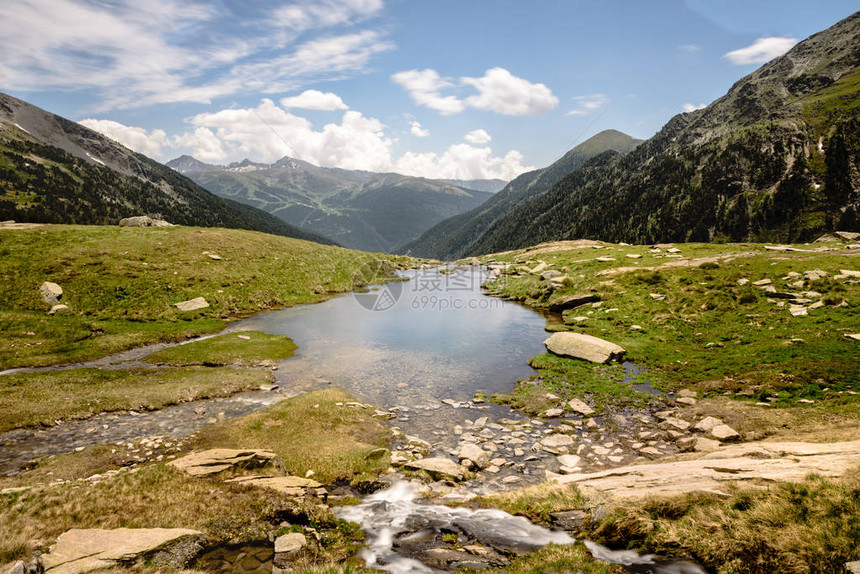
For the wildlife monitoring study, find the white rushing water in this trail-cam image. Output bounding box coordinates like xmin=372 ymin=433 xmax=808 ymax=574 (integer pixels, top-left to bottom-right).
xmin=335 ymin=480 xmax=708 ymax=574
xmin=334 ymin=480 xmax=574 ymax=573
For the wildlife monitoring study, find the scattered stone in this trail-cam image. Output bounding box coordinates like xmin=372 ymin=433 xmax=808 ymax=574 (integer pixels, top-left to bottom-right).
xmin=737 ymin=278 xmax=749 ymax=286
xmin=839 ymin=269 xmax=860 ymax=278
xmin=168 ymin=449 xmax=284 ymax=477
xmin=789 ymin=305 xmax=808 ymax=317
xmin=594 ymin=256 xmax=616 ymax=262
xmin=544 ymin=332 xmax=625 ymax=364
xmin=845 ymin=561 xmax=860 ymax=574
xmin=274 ymin=532 xmax=307 ymax=555
xmin=0 ymin=561 xmax=24 ymax=574
xmin=501 ymin=475 xmax=521 ymax=484
xmin=541 ymin=434 xmax=575 ymax=449
xmin=404 ymin=457 xmax=465 ymax=481
xmin=625 ymin=253 xmax=642 ymax=259
xmin=119 ymin=216 xmax=173 ymax=227
xmin=639 ymin=447 xmax=663 ymax=459
xmin=676 ymin=397 xmax=697 ymax=405
xmin=173 ymin=297 xmax=209 ymax=312
xmin=458 ymin=443 xmax=491 ymax=469
xmin=567 ymin=398 xmax=595 ymax=416
xmin=709 ymin=425 xmax=740 ymax=441
xmin=543 ymin=408 xmax=563 ymax=418
xmin=752 ymin=279 xmax=772 ymax=286
xmin=649 ymin=293 xmax=666 ymax=301
xmin=547 ymin=293 xmax=598 ymax=312
xmin=694 ymin=437 xmax=721 ymax=452
xmin=49 ymin=304 xmax=69 ymax=315
xmin=844 ymin=334 xmax=860 ymax=341
xmin=660 ymin=417 xmax=691 ymax=432
xmin=678 ymin=389 xmax=697 ymax=398
xmin=39 ymin=281 xmax=63 ymax=305
xmin=41 ymin=528 xmax=204 ymax=573
xmin=541 ymin=270 xmax=562 ymax=280
xmin=694 ymin=417 xmax=723 ymax=433
xmin=557 ymin=454 xmax=581 ymax=468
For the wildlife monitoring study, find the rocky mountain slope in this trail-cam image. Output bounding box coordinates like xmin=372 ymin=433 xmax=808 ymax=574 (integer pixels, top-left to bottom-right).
xmin=466 ymin=12 xmax=860 ymax=255
xmin=0 ymin=93 xmax=331 ymax=243
xmin=171 ymin=156 xmax=495 ymax=252
xmin=399 ymin=130 xmax=642 ymax=259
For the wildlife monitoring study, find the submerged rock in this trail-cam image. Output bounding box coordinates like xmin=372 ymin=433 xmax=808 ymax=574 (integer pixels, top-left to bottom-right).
xmin=544 ymin=332 xmax=625 ymax=364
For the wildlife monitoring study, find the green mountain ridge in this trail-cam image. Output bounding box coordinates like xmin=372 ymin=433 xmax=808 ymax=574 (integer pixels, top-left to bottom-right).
xmin=398 ymin=129 xmax=642 ymax=259
xmin=0 ymin=93 xmax=332 ymax=244
xmin=174 ymin=157 xmax=495 ymax=253
xmin=466 ymin=11 xmax=860 ymax=254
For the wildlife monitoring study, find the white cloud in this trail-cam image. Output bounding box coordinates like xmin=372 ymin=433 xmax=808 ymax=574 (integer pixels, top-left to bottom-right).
xmin=172 ymin=127 xmax=227 ymax=162
xmin=682 ymin=102 xmax=707 ymax=113
xmin=464 ymin=129 xmax=491 ymax=144
xmin=272 ymin=0 xmax=383 ymax=32
xmin=396 ymin=144 xmax=532 ymax=181
xmin=462 ymin=68 xmax=558 ymax=116
xmin=0 ymin=0 xmax=392 ymax=111
xmin=281 ymin=89 xmax=349 ymax=110
xmin=566 ymin=93 xmax=608 ymax=116
xmin=409 ymin=120 xmax=429 ymax=137
xmin=391 ymin=69 xmax=466 ymax=115
xmin=392 ymin=67 xmax=558 ymax=117
xmin=78 ymin=118 xmax=167 ymax=157
xmin=679 ymin=44 xmax=700 ymax=53
xmin=723 ymin=37 xmax=797 ymax=65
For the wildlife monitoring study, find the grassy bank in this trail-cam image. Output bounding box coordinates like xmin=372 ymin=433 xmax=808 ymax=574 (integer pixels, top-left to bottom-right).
xmin=479 ymin=240 xmax=859 ymax=416
xmin=0 ymin=224 xmax=415 ymax=369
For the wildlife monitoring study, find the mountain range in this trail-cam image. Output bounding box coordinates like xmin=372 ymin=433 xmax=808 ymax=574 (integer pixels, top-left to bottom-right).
xmin=169 ymin=156 xmax=497 ymax=253
xmin=444 ymin=11 xmax=860 ymax=256
xmin=399 ymin=129 xmax=643 ymax=259
xmin=0 ymin=92 xmax=331 ymax=244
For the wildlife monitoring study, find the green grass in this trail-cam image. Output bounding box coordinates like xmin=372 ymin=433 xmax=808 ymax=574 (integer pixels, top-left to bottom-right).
xmin=0 ymin=224 xmax=412 ymax=369
xmin=143 ymin=331 xmax=297 ymax=367
xmin=193 ymin=389 xmax=391 ymax=483
xmin=0 ymin=367 xmax=272 ymax=432
xmin=482 ymin=242 xmax=860 ymax=404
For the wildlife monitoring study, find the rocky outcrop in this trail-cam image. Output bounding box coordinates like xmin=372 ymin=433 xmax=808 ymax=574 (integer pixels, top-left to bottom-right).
xmin=225 ymin=475 xmax=327 ymax=498
xmin=544 ymin=332 xmax=625 ymax=364
xmin=549 ymin=440 xmax=860 ymax=498
xmin=119 ymin=216 xmax=173 ymax=227
xmin=168 ymin=449 xmax=284 ymax=477
xmin=172 ymin=297 xmax=210 ymax=312
xmin=41 ymin=528 xmax=204 ymax=574
xmin=547 ymin=293 xmax=598 ymax=312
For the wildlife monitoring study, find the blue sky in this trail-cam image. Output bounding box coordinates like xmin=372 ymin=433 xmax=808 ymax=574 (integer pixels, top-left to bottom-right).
xmin=1 ymin=1 xmax=856 ymax=180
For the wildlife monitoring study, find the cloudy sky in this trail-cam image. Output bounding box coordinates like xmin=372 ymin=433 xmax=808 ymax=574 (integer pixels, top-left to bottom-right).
xmin=1 ymin=1 xmax=856 ymax=181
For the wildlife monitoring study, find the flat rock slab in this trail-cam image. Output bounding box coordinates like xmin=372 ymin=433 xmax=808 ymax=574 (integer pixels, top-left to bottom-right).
xmin=173 ymin=297 xmax=209 ymax=312
xmin=42 ymin=528 xmax=204 ymax=574
xmin=226 ymin=475 xmax=326 ymax=497
xmin=169 ymin=449 xmax=284 ymax=477
xmin=545 ymin=332 xmax=625 ymax=364
xmin=549 ymin=440 xmax=860 ymax=498
xmin=404 ymin=457 xmax=465 ymax=481
xmin=547 ymin=293 xmax=598 ymax=312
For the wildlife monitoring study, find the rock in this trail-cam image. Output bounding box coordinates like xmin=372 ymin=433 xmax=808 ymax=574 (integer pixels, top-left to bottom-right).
xmin=639 ymin=447 xmax=663 ymax=459
xmin=49 ymin=304 xmax=70 ymax=316
xmin=274 ymin=533 xmax=306 ymax=555
xmin=567 ymin=398 xmax=595 ymax=416
xmin=550 ymin=509 xmax=589 ymax=531
xmin=543 ymin=408 xmax=563 ymax=418
xmin=119 ymin=216 xmax=173 ymax=227
xmin=676 ymin=397 xmax=697 ymax=405
xmin=678 ymin=389 xmax=697 ymax=398
xmin=789 ymin=305 xmax=808 ymax=316
xmin=660 ymin=417 xmax=691 ymax=432
xmin=667 ymin=247 xmax=682 ymax=254
xmin=709 ymin=425 xmax=740 ymax=441
xmin=0 ymin=561 xmax=24 ymax=574
xmin=844 ymin=334 xmax=860 ymax=341
xmin=845 ymin=561 xmax=860 ymax=574
xmin=839 ymin=269 xmax=860 ymax=278
xmin=541 ymin=434 xmax=575 ymax=449
xmin=207 ymin=253 xmax=222 ymax=260
xmin=39 ymin=281 xmax=63 ymax=305
xmin=694 ymin=416 xmax=724 ymax=433
xmin=547 ymin=293 xmax=598 ymax=312
xmin=694 ymin=437 xmax=721 ymax=452
xmin=42 ymin=528 xmax=204 ymax=573
xmin=752 ymin=279 xmax=772 ymax=286
xmin=625 ymin=253 xmax=642 ymax=259
xmin=594 ymin=256 xmax=616 ymax=262
xmin=225 ymin=475 xmax=327 ymax=498
xmin=544 ymin=332 xmax=625 ymax=364
xmin=541 ymin=270 xmax=562 ymax=280
xmin=458 ymin=443 xmax=490 ymax=469
xmin=173 ymin=297 xmax=209 ymax=312
xmin=557 ymin=454 xmax=581 ymax=468
xmin=168 ymin=449 xmax=285 ymax=477
xmin=404 ymin=457 xmax=465 ymax=481
xmin=363 ymin=447 xmax=389 ymax=461
xmin=737 ymin=278 xmax=749 ymax=286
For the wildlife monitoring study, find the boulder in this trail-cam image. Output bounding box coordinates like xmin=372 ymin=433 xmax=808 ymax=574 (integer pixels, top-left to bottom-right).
xmin=694 ymin=416 xmax=723 ymax=433
xmin=458 ymin=443 xmax=490 ymax=469
xmin=541 ymin=270 xmax=562 ymax=280
xmin=274 ymin=533 xmax=307 ymax=555
xmin=0 ymin=562 xmax=24 ymax=574
xmin=225 ymin=475 xmax=326 ymax=498
xmin=540 ymin=434 xmax=575 ymax=449
xmin=547 ymin=293 xmax=598 ymax=312
xmin=544 ymin=333 xmax=625 ymax=364
xmin=404 ymin=457 xmax=465 ymax=481
xmin=39 ymin=281 xmax=63 ymax=305
xmin=845 ymin=561 xmax=860 ymax=574
xmin=173 ymin=297 xmax=209 ymax=312
xmin=550 ymin=509 xmax=589 ymax=531
xmin=660 ymin=417 xmax=691 ymax=432
xmin=543 ymin=408 xmax=563 ymax=418
xmin=694 ymin=437 xmax=721 ymax=452
xmin=41 ymin=528 xmax=204 ymax=574
xmin=567 ymin=398 xmax=595 ymax=415
xmin=557 ymin=454 xmax=581 ymax=468
xmin=168 ymin=449 xmax=285 ymax=477
xmin=49 ymin=304 xmax=70 ymax=316
xmin=119 ymin=216 xmax=173 ymax=227
xmin=709 ymin=425 xmax=740 ymax=441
